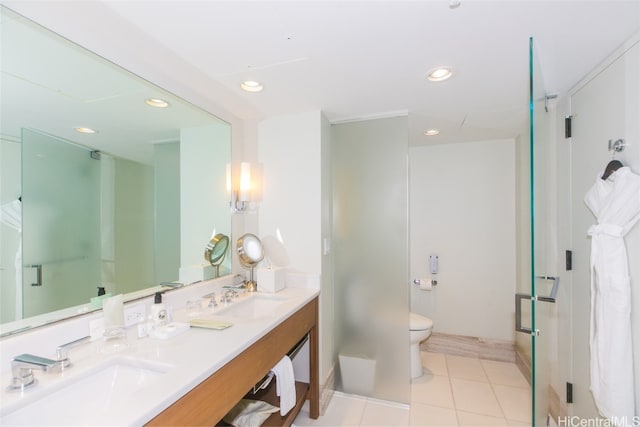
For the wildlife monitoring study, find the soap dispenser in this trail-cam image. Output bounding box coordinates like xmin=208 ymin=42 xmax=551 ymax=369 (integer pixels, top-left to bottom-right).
xmin=150 ymin=292 xmax=167 ymax=327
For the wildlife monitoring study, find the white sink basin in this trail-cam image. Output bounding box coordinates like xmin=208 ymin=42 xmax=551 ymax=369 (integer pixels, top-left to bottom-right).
xmin=215 ymin=294 xmax=287 ymax=320
xmin=1 ymin=357 xmax=172 ymax=425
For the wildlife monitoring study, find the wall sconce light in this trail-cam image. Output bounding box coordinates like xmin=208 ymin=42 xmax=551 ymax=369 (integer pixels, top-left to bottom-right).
xmin=227 ymin=162 xmax=255 ymax=214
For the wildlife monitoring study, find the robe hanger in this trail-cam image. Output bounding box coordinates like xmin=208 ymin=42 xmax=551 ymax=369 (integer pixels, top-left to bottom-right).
xmin=602 ymin=160 xmax=623 ymax=180
xmin=602 ymin=138 xmax=627 ymax=180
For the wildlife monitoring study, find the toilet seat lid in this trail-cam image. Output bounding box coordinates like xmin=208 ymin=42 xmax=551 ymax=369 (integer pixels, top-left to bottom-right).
xmin=410 ymin=313 xmax=433 ymax=330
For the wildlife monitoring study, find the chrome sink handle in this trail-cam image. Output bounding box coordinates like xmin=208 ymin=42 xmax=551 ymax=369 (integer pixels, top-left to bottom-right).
xmin=9 ymin=336 xmax=91 ymax=391
xmin=222 ymin=289 xmax=236 ymax=303
xmin=10 ymin=354 xmax=62 ymax=391
xmin=56 ymin=335 xmax=90 ymax=368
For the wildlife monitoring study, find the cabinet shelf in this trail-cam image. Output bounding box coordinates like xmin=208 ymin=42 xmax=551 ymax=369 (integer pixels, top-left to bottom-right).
xmin=218 ymin=380 xmax=308 ymax=427
xmin=250 ymin=380 xmax=309 ymax=427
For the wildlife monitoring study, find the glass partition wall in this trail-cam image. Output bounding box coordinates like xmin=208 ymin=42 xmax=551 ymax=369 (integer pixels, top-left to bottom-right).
xmin=21 ymin=128 xmax=161 ymax=317
xmin=529 ymin=37 xmax=556 ymax=426
xmin=21 ymin=129 xmax=102 ymax=317
xmin=332 ymin=116 xmax=410 ymax=403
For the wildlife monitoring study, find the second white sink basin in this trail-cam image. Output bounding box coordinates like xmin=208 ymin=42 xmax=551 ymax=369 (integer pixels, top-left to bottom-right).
xmin=1 ymin=357 xmax=172 ymax=426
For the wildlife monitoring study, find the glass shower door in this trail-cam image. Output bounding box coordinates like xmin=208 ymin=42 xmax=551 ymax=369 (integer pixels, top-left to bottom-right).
xmin=529 ymin=37 xmax=558 ymax=426
xmin=21 ymin=129 xmax=101 ymax=317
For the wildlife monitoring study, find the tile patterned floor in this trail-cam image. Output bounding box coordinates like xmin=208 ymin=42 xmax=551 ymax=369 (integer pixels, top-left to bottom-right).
xmin=294 ymin=351 xmax=531 ymax=426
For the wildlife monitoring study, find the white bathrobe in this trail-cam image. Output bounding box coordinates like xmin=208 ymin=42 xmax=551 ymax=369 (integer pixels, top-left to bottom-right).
xmin=585 ymin=166 xmax=640 ymax=425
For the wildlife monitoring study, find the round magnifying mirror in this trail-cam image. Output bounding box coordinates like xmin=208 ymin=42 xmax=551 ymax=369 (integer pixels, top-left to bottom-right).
xmin=237 ymin=233 xmax=264 ymax=267
xmin=204 ymin=233 xmax=229 ymax=277
xmin=237 ymin=233 xmax=264 ymax=291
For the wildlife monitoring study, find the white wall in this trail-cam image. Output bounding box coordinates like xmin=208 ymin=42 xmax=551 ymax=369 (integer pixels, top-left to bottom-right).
xmin=514 ymin=130 xmax=532 ymax=359
xmin=258 ymin=111 xmax=323 ymax=275
xmin=180 ymin=123 xmax=232 ymax=269
xmin=257 ymin=111 xmax=333 ymax=385
xmin=560 ymin=35 xmax=640 ymax=418
xmin=114 ymin=158 xmax=155 ymax=294
xmin=319 ymin=114 xmax=334 ymax=386
xmin=627 ymin=40 xmax=640 ymax=416
xmin=552 ymin=94 xmax=573 ymax=408
xmin=154 ymin=142 xmax=181 ymax=283
xmin=409 ymin=139 xmax=517 ymax=342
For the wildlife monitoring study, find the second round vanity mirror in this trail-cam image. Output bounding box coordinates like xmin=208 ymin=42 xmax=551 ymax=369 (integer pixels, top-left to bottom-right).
xmin=204 ymin=233 xmax=229 ymax=277
xmin=237 ymin=233 xmax=264 ymax=291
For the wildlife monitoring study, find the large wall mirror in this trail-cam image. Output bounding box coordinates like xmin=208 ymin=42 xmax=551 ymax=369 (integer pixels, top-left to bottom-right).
xmin=0 ymin=7 xmax=232 ymax=334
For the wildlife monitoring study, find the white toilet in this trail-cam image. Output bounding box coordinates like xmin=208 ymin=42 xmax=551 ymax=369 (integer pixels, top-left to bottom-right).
xmin=410 ymin=312 xmax=433 ymax=379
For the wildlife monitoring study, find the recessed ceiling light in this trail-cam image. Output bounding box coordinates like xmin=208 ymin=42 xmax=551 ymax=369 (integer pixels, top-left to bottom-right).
xmin=74 ymin=127 xmax=97 ymax=134
xmin=145 ymin=98 xmax=169 ymax=108
xmin=423 ymin=129 xmax=440 ymax=136
xmin=241 ymin=80 xmax=264 ymax=93
xmin=426 ymin=67 xmax=453 ymax=82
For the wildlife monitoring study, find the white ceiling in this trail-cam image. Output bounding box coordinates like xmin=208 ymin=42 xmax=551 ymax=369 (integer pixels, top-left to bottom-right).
xmin=99 ymin=0 xmax=640 ymax=146
xmin=3 ymin=1 xmax=640 ymax=150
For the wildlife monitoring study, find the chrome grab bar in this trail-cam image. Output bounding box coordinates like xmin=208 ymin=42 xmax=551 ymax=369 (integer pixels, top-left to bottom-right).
xmin=515 ymin=276 xmax=560 ymax=335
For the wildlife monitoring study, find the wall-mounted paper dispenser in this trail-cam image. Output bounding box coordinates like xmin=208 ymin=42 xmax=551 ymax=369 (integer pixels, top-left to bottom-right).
xmin=429 ymin=255 xmax=439 ymax=275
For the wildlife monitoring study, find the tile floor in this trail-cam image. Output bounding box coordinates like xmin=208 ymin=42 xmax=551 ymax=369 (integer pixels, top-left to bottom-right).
xmin=294 ymin=351 xmax=531 ymax=426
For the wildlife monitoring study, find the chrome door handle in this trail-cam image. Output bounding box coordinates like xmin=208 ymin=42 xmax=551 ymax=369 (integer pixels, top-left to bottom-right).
xmin=515 ymin=276 xmax=560 ymax=335
xmin=25 ymin=264 xmax=42 ymax=287
xmin=515 ymin=293 xmax=533 ymax=334
xmin=535 ymin=275 xmax=559 ymax=302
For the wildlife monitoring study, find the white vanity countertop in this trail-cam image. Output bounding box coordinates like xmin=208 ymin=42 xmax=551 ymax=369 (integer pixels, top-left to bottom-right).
xmin=0 ymin=286 xmax=319 ymax=426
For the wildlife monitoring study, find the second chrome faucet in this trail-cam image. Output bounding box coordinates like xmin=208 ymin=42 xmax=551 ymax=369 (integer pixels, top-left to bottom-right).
xmin=9 ymin=335 xmax=90 ymax=391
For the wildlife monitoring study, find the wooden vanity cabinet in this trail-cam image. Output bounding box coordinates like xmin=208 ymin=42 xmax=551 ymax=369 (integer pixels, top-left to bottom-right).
xmin=146 ymin=297 xmax=319 ymax=427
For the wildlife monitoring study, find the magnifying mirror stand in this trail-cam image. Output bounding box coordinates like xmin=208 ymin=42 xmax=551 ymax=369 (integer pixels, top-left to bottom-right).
xmin=246 ymin=268 xmax=257 ymax=292
xmin=205 ymin=234 xmax=230 ymax=279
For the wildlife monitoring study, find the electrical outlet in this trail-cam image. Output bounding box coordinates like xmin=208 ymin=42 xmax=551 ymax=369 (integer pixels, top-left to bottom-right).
xmin=124 ymin=302 xmax=147 ymax=327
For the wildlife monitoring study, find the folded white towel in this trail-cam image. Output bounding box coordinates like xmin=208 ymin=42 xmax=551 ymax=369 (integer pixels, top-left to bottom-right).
xmin=271 ymin=355 xmax=296 ymax=416
xmin=223 ymin=399 xmax=279 ymax=427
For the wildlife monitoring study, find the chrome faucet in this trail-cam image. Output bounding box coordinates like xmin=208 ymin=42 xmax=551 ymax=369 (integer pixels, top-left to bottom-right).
xmin=222 ymin=289 xmax=238 ymax=303
xmin=55 ymin=335 xmax=91 ymax=369
xmin=10 ymin=354 xmax=63 ymax=391
xmin=222 ymin=274 xmax=252 ymax=293
xmin=9 ymin=336 xmax=90 ymax=391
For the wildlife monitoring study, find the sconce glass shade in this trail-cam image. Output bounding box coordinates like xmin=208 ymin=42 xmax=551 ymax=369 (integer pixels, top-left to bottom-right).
xmin=227 ymin=162 xmax=257 ymax=214
xmin=239 ymin=162 xmax=251 ymax=201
